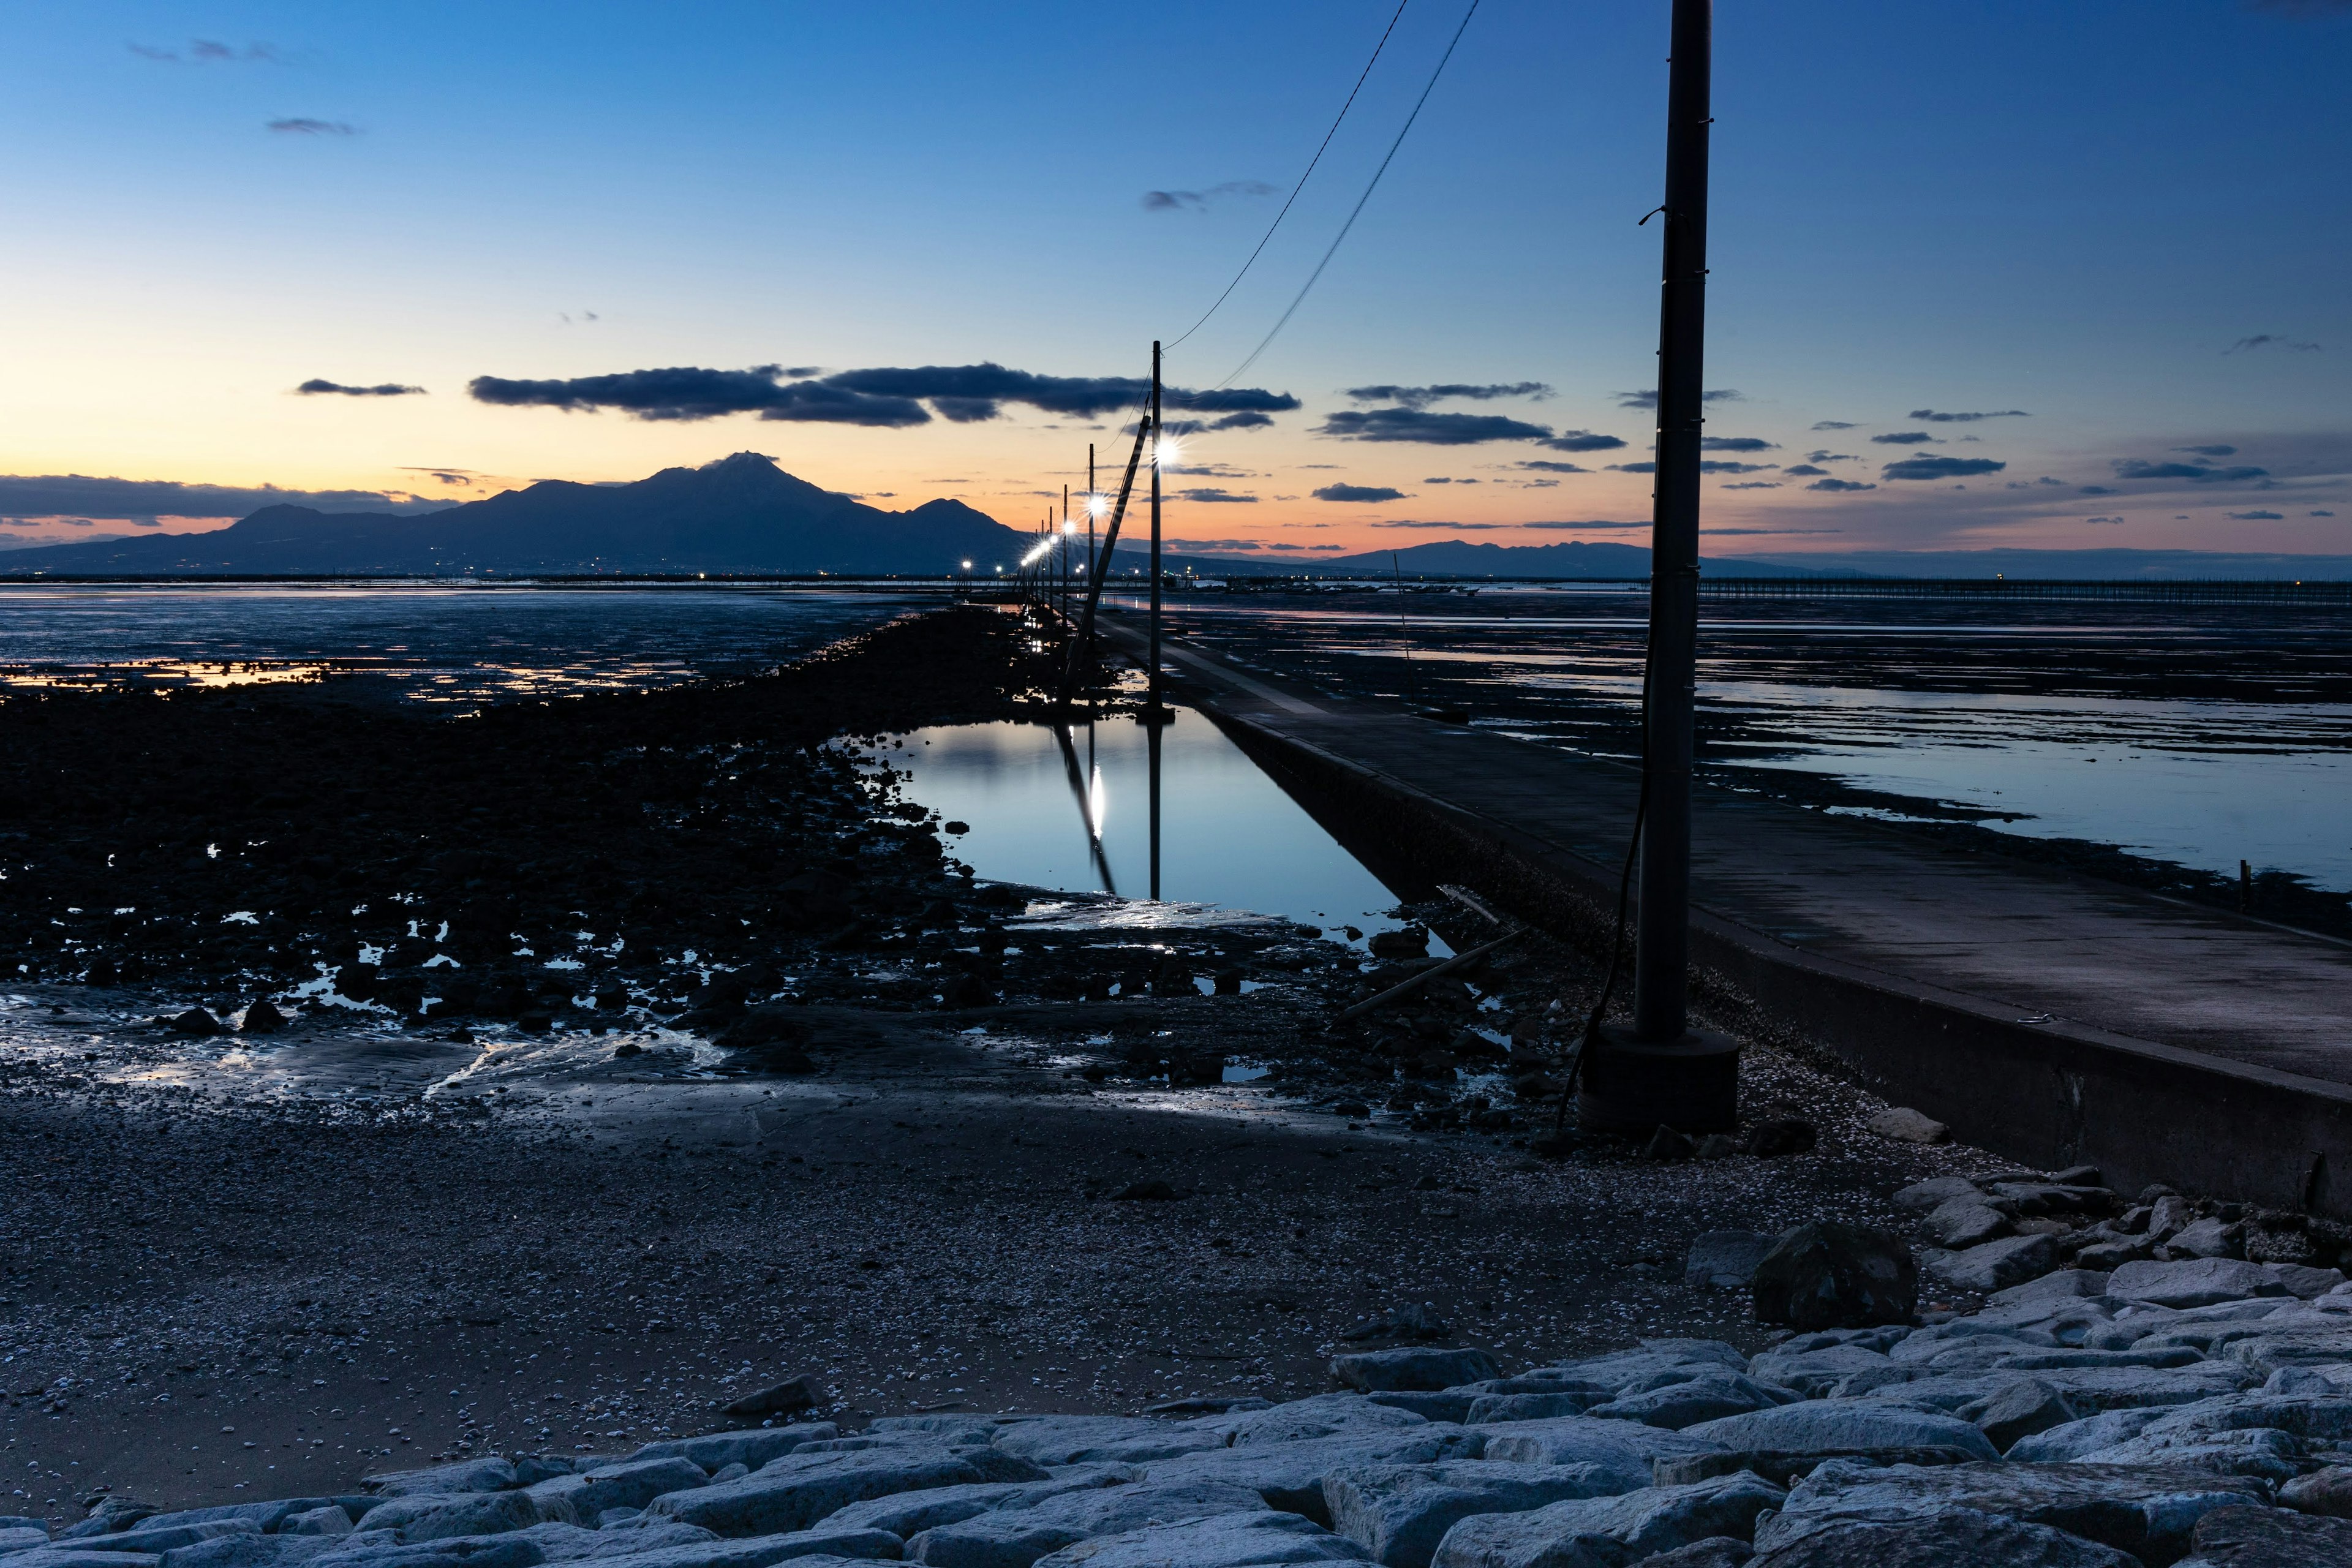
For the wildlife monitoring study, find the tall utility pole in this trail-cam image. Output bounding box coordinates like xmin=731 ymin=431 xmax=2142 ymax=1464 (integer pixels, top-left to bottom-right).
xmin=1061 ymin=484 xmax=1071 ymax=620
xmin=1087 ymin=443 xmax=1098 ymax=673
xmin=1580 ymin=0 xmax=1738 ymax=1134
xmin=1148 ymin=340 xmax=1164 ymax=717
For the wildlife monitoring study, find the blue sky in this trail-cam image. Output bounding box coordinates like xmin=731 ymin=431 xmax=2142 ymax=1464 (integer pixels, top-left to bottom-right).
xmin=1 ymin=0 xmax=2345 ymax=557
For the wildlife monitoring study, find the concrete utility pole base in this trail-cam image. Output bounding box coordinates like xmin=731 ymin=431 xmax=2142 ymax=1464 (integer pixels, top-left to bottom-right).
xmin=1576 ymin=1023 xmax=1740 ymax=1134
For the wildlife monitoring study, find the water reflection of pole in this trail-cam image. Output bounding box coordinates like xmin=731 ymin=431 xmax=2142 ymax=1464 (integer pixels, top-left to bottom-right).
xmin=1147 ymin=710 xmax=1162 ymax=903
xmin=1052 ymin=719 xmax=1117 ymax=895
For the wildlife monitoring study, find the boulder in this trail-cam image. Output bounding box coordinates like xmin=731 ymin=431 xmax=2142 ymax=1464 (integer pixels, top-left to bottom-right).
xmin=364 ymin=1461 xmax=524 ymax=1499
xmin=988 ymin=1416 xmax=1226 ymax=1467
xmin=1744 ymin=1345 xmax=1897 ymax=1400
xmin=1959 ymin=1379 xmax=2080 ymax=1453
xmin=53 ymin=1524 xmax=257 ymax=1556
xmin=1028 ymin=1509 xmax=1367 ymax=1566
xmin=1325 ymin=1462 xmax=1631 ymax=1568
xmin=1428 ymin=1474 xmax=1786 ymax=1567
xmin=812 ymin=1468 xmax=1131 ymax=1539
xmin=1583 ymin=1375 xmax=1794 ymax=1431
xmin=905 ymin=1479 xmax=1266 ymax=1568
xmin=644 ymin=1448 xmax=1049 ymax=1538
xmin=1629 ymin=1544 xmax=1752 ymax=1568
xmin=1923 ymin=1234 xmax=2060 ymax=1294
xmin=1332 ymin=1350 xmax=1501 ymax=1395
xmin=2280 ymin=1464 xmax=2352 ymax=1520
xmin=2167 ymin=1220 xmax=2244 ymax=1261
xmin=353 ymin=1494 xmax=544 ymax=1544
xmin=1891 ymin=1178 xmax=1981 ymax=1213
xmin=718 ymin=1381 xmax=821 ymax=1424
xmin=1986 ymin=1272 xmax=2113 ymax=1310
xmin=1751 ymin=1224 xmax=1917 ymax=1331
xmin=1864 ymin=1109 xmax=1948 ymax=1145
xmin=2 ymin=1530 xmax=55 ymax=1556
xmin=626 ymin=1434 xmax=837 ymax=1474
xmin=1686 ymin=1234 xmax=1776 ymax=1292
xmin=1144 ymin=1430 xmax=1487 ymax=1525
xmin=1745 ymin=1509 xmax=2137 ymax=1567
xmin=1462 ymin=1395 xmax=1597 ymax=1425
xmin=1682 ymin=1404 xmax=1997 ymax=1461
xmin=2106 ymin=1260 xmax=2285 ymax=1310
xmin=1921 ymin=1199 xmax=2011 ymax=1251
xmin=1754 ymin=1460 xmax=2269 ymax=1564
xmin=1224 ymin=1396 xmax=1433 ymax=1447
xmin=1467 ymin=1417 xmax=1724 ymax=1483
xmin=279 ymin=1514 xmax=352 ymax=1540
xmin=526 ymin=1461 xmax=709 ymax=1524
xmin=2180 ymin=1502 xmax=2352 ymax=1564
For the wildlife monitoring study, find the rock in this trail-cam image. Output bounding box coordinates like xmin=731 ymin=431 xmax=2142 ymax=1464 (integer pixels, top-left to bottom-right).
xmin=1367 ymin=1393 xmax=1483 ymax=1425
xmin=1110 ymin=1180 xmax=1175 ymax=1202
xmin=527 ymin=1460 xmax=709 ymax=1523
xmin=1864 ymin=1109 xmax=1948 ymax=1145
xmin=988 ymin=1415 xmax=1226 ymax=1466
xmin=2147 ymin=1196 xmax=2195 ymax=1241
xmin=1332 ymin=1349 xmax=1501 ymax=1394
xmin=356 ymin=1493 xmax=544 ymax=1543
xmin=1683 ymin=1404 xmax=1997 ymax=1461
xmin=1754 ymin=1460 xmax=2269 ymax=1564
xmin=1221 ymin=1395 xmax=1433 ymax=1448
xmin=1370 ymin=929 xmax=1430 ymax=960
xmin=813 ymin=1468 xmax=1134 ymax=1538
xmin=279 ymin=1513 xmax=352 ymax=1540
xmin=1985 ymin=1271 xmax=2112 ymax=1310
xmin=364 ymin=1460 xmax=523 ymax=1499
xmin=2108 ymin=1259 xmax=2286 ymax=1310
xmin=2180 ymin=1502 xmax=2352 ymax=1564
xmin=1959 ymin=1379 xmax=2080 ymax=1453
xmin=239 ymin=1001 xmax=288 ymax=1035
xmin=1924 ymin=1234 xmax=2060 ymax=1294
xmin=1463 ymin=1394 xmax=1600 ymax=1425
xmin=55 ymin=1523 xmax=257 ymax=1555
xmin=1745 ymin=1510 xmax=2137 ymax=1567
xmin=1547 ymin=1343 xmax=1749 ymax=1394
xmin=1921 ymin=1199 xmax=2012 ymax=1251
xmin=1746 ymin=1121 xmax=1817 ymax=1159
xmin=2169 ymin=1219 xmax=2246 ymax=1261
xmin=2282 ymin=1466 xmax=2352 ymax=1520
xmin=1891 ymin=1178 xmax=1981 ymax=1213
xmin=1429 ymin=1474 xmax=1786 ymax=1568
xmin=1751 ymin=1223 xmax=1918 ymax=1331
xmin=1323 ymin=1462 xmax=1629 ymax=1568
xmin=905 ymin=1479 xmax=1267 ymax=1567
xmin=168 ymin=1008 xmax=226 ymax=1036
xmin=2 ymin=1530 xmax=55 ymax=1555
xmin=135 ymin=1504 xmax=350 ymax=1537
xmin=720 ymin=1380 xmax=821 ymax=1423
xmin=2266 ymin=1265 xmax=2347 ymax=1300
xmin=1341 ymin=1305 xmax=1452 ymax=1344
xmin=1585 ymin=1374 xmax=1795 ymax=1431
xmin=1647 ymin=1128 xmax=1697 ymax=1163
xmin=644 ymin=1448 xmax=1050 ymax=1538
xmin=10 ymin=1555 xmax=170 ymax=1568
xmin=1744 ymin=1344 xmax=1898 ymax=1400
xmin=1636 ymin=1544 xmax=1753 ymax=1568
xmin=1686 ymin=1234 xmax=1775 ymax=1292
xmin=627 ymin=1432 xmax=839 ymax=1473
xmin=1145 ymin=1430 xmax=1487 ymax=1524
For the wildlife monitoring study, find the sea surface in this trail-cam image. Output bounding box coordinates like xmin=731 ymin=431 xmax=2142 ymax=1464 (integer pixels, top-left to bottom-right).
xmin=1113 ymin=583 xmax=2352 ymax=897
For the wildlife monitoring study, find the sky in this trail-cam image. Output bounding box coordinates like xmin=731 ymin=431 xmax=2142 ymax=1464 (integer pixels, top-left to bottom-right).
xmin=1 ymin=0 xmax=2347 ymax=560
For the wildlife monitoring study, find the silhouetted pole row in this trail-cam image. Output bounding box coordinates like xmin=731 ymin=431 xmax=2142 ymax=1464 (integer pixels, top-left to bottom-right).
xmin=1148 ymin=339 xmax=1164 ymax=717
xmin=1056 ymin=391 xmax=1150 ymax=708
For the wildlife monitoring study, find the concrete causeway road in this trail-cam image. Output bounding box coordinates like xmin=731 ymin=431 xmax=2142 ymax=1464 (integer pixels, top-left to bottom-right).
xmin=1098 ymin=609 xmax=2352 ymax=1091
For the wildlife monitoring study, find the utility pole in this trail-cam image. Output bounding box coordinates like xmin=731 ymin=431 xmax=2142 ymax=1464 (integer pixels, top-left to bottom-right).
xmin=1148 ymin=340 xmax=1164 ymax=717
xmin=1087 ymin=443 xmax=1098 ymax=674
xmin=1061 ymin=484 xmax=1071 ymax=620
xmin=1579 ymin=0 xmax=1738 ymax=1135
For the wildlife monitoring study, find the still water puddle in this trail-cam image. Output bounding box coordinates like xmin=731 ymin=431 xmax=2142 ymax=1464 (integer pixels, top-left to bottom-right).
xmin=866 ymin=707 xmax=1443 ymax=954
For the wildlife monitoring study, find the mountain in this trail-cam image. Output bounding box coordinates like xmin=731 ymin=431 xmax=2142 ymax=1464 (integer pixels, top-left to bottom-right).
xmin=0 ymin=453 xmax=1030 ymax=575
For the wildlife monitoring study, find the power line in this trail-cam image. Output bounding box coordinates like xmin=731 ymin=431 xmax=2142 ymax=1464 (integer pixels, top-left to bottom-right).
xmin=1194 ymin=0 xmax=1482 ymax=394
xmin=1162 ymin=0 xmax=1413 ymax=353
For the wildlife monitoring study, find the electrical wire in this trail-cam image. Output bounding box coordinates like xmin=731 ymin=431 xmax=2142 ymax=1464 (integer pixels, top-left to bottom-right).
xmin=1162 ymin=0 xmax=1413 ymax=352
xmin=1193 ymin=0 xmax=1482 ymax=395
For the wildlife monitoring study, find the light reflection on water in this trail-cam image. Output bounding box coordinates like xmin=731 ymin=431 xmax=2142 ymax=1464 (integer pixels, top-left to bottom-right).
xmin=867 ymin=709 xmax=1442 ymax=952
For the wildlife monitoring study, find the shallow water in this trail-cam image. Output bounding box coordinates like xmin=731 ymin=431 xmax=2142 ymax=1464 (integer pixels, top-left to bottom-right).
xmin=1134 ymin=587 xmax=2352 ymax=893
xmin=0 ymin=581 xmax=933 ymax=702
xmin=867 ymin=709 xmax=1442 ymax=951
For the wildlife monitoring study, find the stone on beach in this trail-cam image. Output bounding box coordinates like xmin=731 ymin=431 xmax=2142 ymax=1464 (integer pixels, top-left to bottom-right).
xmin=644 ymin=1448 xmax=1049 ymax=1539
xmin=1923 ymin=1234 xmax=2060 ymax=1294
xmin=1321 ymin=1463 xmax=1633 ymax=1568
xmin=1428 ymin=1474 xmax=1787 ymax=1568
xmin=1684 ymin=1232 xmax=1776 ymax=1292
xmin=1331 ymin=1349 xmax=1501 ymax=1394
xmin=2106 ymin=1259 xmax=2288 ymax=1310
xmin=902 ymin=1478 xmax=1267 ymax=1567
xmin=1751 ymin=1223 xmax=1918 ymax=1331
xmin=1028 ymin=1509 xmax=1368 ymax=1566
xmin=1864 ymin=1109 xmax=1948 ymax=1145
xmin=1745 ymin=1510 xmax=2138 ymax=1567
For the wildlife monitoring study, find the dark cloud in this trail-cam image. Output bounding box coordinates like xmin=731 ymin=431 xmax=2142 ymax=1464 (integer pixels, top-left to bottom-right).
xmin=1722 ymin=481 xmax=1781 ymax=489
xmin=1366 ymin=520 xmax=1510 ymax=530
xmin=1342 ymin=382 xmax=1551 ymax=409
xmin=1521 ymin=520 xmax=1649 ymax=530
xmin=2227 ymin=510 xmax=2286 ymax=520
xmin=1706 ymin=527 xmax=1845 ymax=536
xmin=1315 ymin=408 xmax=1552 ymax=445
xmin=1610 ymin=462 xmax=1655 ymax=474
xmin=2086 ymin=516 xmax=2125 ymax=525
xmin=1161 ymin=412 xmax=1276 ymax=436
xmin=1870 ymin=431 xmax=1939 ymax=445
xmin=2313 ymin=510 xmax=2339 ymax=516
xmin=1806 ymin=450 xmax=1858 ymax=463
xmin=1699 ymin=436 xmax=1777 ymax=452
xmin=1882 ymin=456 xmax=2007 ymax=480
xmin=1782 ymin=465 xmax=1830 ymax=478
xmin=1177 ymin=488 xmax=1257 ymax=503
xmin=268 ymin=118 xmax=356 ymax=135
xmin=2079 ymin=485 xmax=2120 ymax=495
xmin=469 ymin=362 xmax=1295 ymax=427
xmin=2111 ymin=458 xmax=2271 ymax=482
xmin=2226 ymin=334 xmax=2321 ymax=353
xmin=1313 ymin=483 xmax=1408 ymax=502
xmin=1517 ymin=461 xmax=1588 ymax=474
xmin=1615 ymin=389 xmax=1743 ymax=410
xmin=1807 ymin=478 xmax=1878 ymax=492
xmin=1907 ymin=408 xmax=2030 ymax=422
xmin=1536 ymin=431 xmax=1629 ymax=453
xmin=296 ymin=378 xmax=424 ymax=398
xmin=0 ymin=473 xmax=447 ymax=523
xmin=2174 ymin=443 xmax=2239 ymax=456
xmin=1142 ymin=181 xmax=1277 ymax=212
xmin=1701 ymin=461 xmax=1774 ymax=474
xmin=1810 ymin=421 xmax=1858 ymax=431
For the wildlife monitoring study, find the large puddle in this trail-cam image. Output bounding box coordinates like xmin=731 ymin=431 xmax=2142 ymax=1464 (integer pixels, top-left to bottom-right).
xmin=864 ymin=708 xmax=1442 ymax=954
